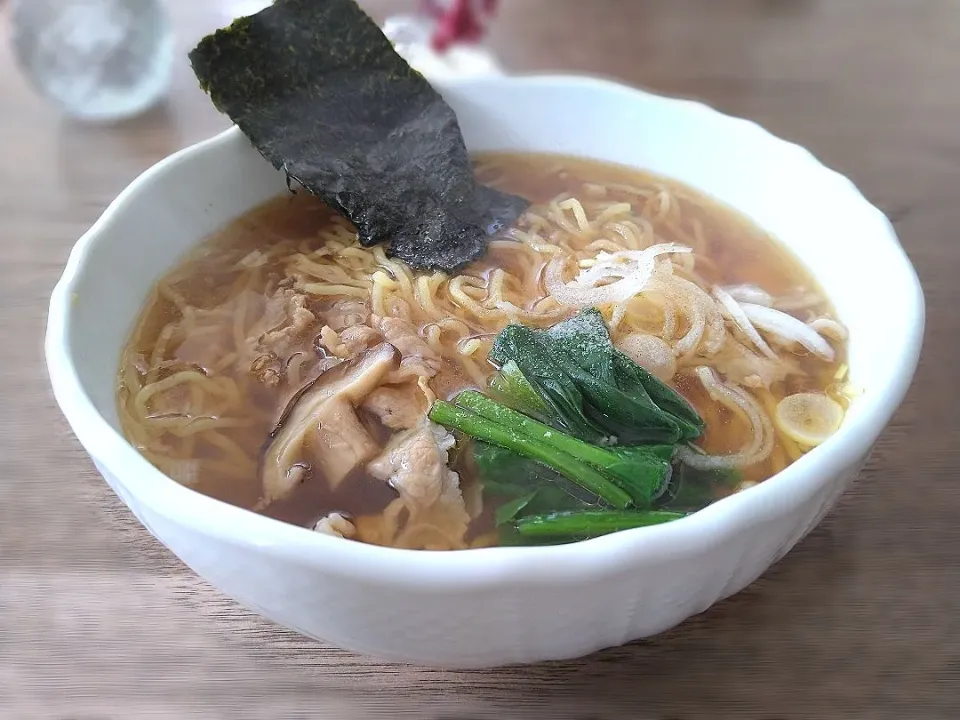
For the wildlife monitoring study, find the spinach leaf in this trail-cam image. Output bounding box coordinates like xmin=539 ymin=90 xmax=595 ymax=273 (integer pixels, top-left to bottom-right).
xmin=459 ymin=392 xmax=673 ymax=507
xmin=490 ymin=324 xmax=607 ymax=440
xmin=488 ymin=360 xmax=551 ymax=422
xmin=543 ymin=307 xmax=617 ymax=386
xmin=503 ymin=509 xmax=687 ymax=544
xmin=489 ymin=310 xmax=701 ymax=445
xmin=494 ymin=492 xmax=539 ymax=526
xmin=655 ymin=463 xmax=742 ymax=512
xmin=611 ymin=350 xmax=704 ymax=440
xmin=473 ymin=441 xmax=600 ymax=505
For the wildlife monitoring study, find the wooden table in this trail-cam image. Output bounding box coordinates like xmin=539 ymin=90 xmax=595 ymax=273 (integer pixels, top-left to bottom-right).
xmin=2 ymin=1 xmax=956 ymax=717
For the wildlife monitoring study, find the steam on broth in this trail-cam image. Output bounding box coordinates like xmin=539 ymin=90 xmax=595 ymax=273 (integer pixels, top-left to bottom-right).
xmin=118 ymin=153 xmax=850 ymax=550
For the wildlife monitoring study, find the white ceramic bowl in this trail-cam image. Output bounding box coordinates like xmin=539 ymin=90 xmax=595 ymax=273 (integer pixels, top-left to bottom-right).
xmin=45 ymin=75 xmax=923 ymax=668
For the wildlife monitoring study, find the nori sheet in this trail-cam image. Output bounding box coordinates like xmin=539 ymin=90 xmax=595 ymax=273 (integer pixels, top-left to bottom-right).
xmin=188 ymin=0 xmax=528 ymax=273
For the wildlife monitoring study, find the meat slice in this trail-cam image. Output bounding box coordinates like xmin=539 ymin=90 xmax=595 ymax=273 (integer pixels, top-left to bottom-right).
xmin=324 ymin=299 xmax=370 ymax=332
xmin=378 ymin=317 xmax=437 ymax=359
xmin=317 ymin=326 xmax=348 ymax=358
xmin=260 ymin=343 xmax=399 ymax=506
xmin=367 ymin=421 xmax=470 ymax=548
xmin=312 ymin=397 xmax=380 ymax=489
xmin=250 ymin=288 xmax=318 ymax=386
xmin=362 ymin=383 xmax=426 ymax=430
xmin=317 ymin=324 xmax=381 ymax=360
xmin=385 ymin=355 xmax=441 ymax=385
xmin=365 ymin=316 xmax=442 ymax=384
xmin=257 ymin=290 xmax=317 ymax=359
xmin=339 ymin=325 xmax=381 ymax=356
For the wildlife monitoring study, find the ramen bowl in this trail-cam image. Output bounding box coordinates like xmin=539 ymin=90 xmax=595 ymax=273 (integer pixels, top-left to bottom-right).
xmin=45 ymin=75 xmax=923 ymax=668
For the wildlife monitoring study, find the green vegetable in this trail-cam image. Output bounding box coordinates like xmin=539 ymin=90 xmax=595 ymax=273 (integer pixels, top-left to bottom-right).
xmin=475 ymin=441 xmax=609 ymax=527
xmin=495 ymin=323 xmax=681 ymax=443
xmin=188 ymin=0 xmax=528 ymax=273
xmin=508 ymin=509 xmax=687 ymax=542
xmin=489 ymin=309 xmax=704 ymax=445
xmin=521 ymin=484 xmax=593 ymax=515
xmin=436 ymin=312 xmax=710 ymax=543
xmin=611 ymin=350 xmax=704 ymax=438
xmin=488 ymin=360 xmax=551 ymax=421
xmin=457 ymin=390 xmax=670 ymax=505
xmin=490 ymin=324 xmax=607 ymax=440
xmin=473 ymin=442 xmax=602 ymax=506
xmin=428 ymin=400 xmax=633 ymax=509
xmin=656 ymin=462 xmax=742 ymax=512
xmin=492 ymin=483 xmax=597 ymax=531
xmin=543 ymin=308 xmax=617 ymax=386
xmin=494 ymin=492 xmax=538 ymax=526
xmin=542 ymin=309 xmax=699 ymax=440
xmin=601 ymin=446 xmax=674 ymax=506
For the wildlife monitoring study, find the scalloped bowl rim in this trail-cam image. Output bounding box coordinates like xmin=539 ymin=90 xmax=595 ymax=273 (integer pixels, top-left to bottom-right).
xmin=45 ymin=74 xmax=923 ymax=591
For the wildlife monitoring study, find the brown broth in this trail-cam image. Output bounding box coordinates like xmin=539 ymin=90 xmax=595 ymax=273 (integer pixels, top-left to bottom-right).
xmin=118 ymin=152 xmax=845 ymax=547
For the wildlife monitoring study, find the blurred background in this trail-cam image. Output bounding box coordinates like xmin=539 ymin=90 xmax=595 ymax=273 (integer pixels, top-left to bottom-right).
xmin=1 ymin=1 xmax=957 ymax=718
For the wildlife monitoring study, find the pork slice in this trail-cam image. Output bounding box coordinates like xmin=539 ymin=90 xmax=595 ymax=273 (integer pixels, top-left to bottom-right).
xmin=378 ymin=317 xmax=437 ymax=359
xmin=250 ymin=288 xmax=319 ymax=386
xmin=324 ymin=299 xmax=370 ymax=332
xmin=313 ymin=512 xmax=357 ymax=539
xmin=362 ymin=383 xmax=426 ymax=430
xmin=367 ymin=421 xmax=469 ymax=547
xmin=257 ymin=290 xmax=317 ymax=359
xmin=385 ymin=355 xmax=441 ymax=385
xmin=339 ymin=325 xmax=382 ymax=356
xmin=311 ymin=397 xmax=380 ymax=489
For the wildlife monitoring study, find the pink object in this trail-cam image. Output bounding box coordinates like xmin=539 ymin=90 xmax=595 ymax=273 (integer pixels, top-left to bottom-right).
xmin=420 ymin=0 xmax=498 ymax=52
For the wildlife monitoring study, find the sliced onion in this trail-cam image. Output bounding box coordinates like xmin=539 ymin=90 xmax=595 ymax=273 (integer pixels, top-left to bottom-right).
xmin=575 ymin=244 xmax=680 ymax=278
xmin=712 ymin=337 xmax=797 ymax=389
xmin=578 ymin=243 xmax=692 ymax=286
xmin=774 ymin=291 xmax=824 ymax=312
xmin=723 ymin=283 xmax=773 ymax=307
xmin=610 ymin=301 xmax=628 ymax=330
xmin=703 ymin=293 xmax=728 ymax=355
xmin=676 ymin=367 xmax=774 ymax=470
xmin=712 ymin=286 xmax=777 ymax=359
xmin=545 ymin=243 xmax=691 ymax=308
xmin=544 ymin=256 xmax=650 ymax=308
xmin=808 ymin=317 xmax=848 ymax=341
xmin=616 ymin=333 xmax=676 ymax=381
xmin=651 ymin=274 xmax=724 ymax=357
xmin=674 ymin=300 xmax=706 ymax=357
xmin=661 ymin=294 xmax=678 ymax=340
xmin=775 ymin=392 xmax=844 ymax=447
xmin=739 ymin=303 xmax=835 ymax=361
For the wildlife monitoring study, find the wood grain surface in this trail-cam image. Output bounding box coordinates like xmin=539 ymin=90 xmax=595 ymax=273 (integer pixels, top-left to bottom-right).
xmin=2 ymin=1 xmax=957 ymax=718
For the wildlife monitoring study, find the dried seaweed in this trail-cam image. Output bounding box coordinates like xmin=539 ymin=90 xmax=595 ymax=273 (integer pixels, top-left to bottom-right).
xmin=189 ymin=0 xmax=528 ymax=272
